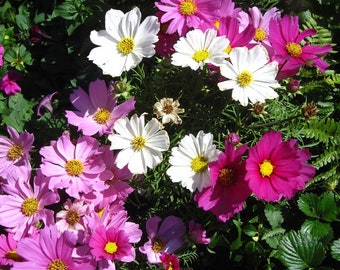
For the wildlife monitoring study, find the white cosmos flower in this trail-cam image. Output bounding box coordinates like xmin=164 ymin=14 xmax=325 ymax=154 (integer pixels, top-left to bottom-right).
xmin=217 ymin=45 xmax=280 ymax=106
xmin=167 ymin=131 xmax=220 ymax=192
xmin=108 ymin=114 xmax=170 ymax=174
xmin=171 ymin=28 xmax=230 ymax=70
xmin=88 ymin=7 xmax=160 ymax=78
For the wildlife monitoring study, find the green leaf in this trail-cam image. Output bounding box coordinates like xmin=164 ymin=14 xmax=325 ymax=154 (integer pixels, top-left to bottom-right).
xmin=264 ymin=204 xmax=284 ymax=228
xmin=298 ymin=193 xmax=320 ymax=218
xmin=301 ymin=220 xmax=332 ymax=238
xmin=15 ymin=14 xmax=30 ymax=31
xmin=330 ymin=239 xmax=340 ymax=261
xmin=318 ymin=192 xmax=339 ymax=222
xmin=278 ymin=230 xmax=326 ymax=269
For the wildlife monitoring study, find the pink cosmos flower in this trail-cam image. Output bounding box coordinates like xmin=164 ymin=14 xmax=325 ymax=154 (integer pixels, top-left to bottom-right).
xmin=0 ymin=126 xmax=34 ymax=180
xmin=0 ymin=45 xmax=4 ymax=66
xmin=155 ymin=0 xmax=222 ymax=36
xmin=65 ymin=79 xmax=135 ymax=136
xmin=0 ymin=170 xmax=59 ymax=240
xmin=0 ymin=70 xmax=23 ymax=95
xmin=0 ymin=233 xmax=23 ymax=266
xmin=269 ymin=15 xmax=332 ymax=80
xmin=160 ymin=252 xmax=180 ymax=270
xmin=12 ymin=225 xmax=84 ymax=270
xmin=39 ymin=132 xmax=112 ymax=199
xmin=245 ymin=131 xmax=315 ymax=202
xmin=139 ymin=215 xmax=186 ymax=263
xmin=36 ymin=91 xmax=58 ymax=117
xmin=188 ymin=220 xmax=210 ymax=244
xmin=194 ymin=142 xmax=251 ymax=222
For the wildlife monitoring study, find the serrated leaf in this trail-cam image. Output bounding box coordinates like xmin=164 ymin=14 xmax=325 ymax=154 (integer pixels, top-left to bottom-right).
xmin=330 ymin=239 xmax=340 ymax=261
xmin=264 ymin=204 xmax=284 ymax=228
xmin=278 ymin=230 xmax=326 ymax=269
xmin=319 ymin=192 xmax=339 ymax=222
xmin=297 ymin=193 xmax=319 ymax=218
xmin=301 ymin=220 xmax=331 ymax=238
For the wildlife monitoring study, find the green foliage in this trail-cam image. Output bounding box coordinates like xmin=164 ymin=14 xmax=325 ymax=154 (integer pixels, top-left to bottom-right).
xmin=330 ymin=239 xmax=340 ymax=261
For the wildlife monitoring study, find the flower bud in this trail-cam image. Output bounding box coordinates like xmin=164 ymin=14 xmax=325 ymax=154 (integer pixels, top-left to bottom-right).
xmin=287 ymin=79 xmax=300 ymax=93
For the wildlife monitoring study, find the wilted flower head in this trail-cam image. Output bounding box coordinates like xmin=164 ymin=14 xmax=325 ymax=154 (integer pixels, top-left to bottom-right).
xmin=36 ymin=91 xmax=58 ymax=117
xmin=153 ymin=97 xmax=185 ymax=125
xmin=302 ymin=103 xmax=319 ymax=118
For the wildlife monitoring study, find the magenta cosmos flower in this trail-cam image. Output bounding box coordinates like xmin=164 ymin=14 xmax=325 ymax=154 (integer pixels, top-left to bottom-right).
xmin=160 ymin=252 xmax=180 ymax=270
xmin=0 ymin=70 xmax=23 ymax=95
xmin=39 ymin=132 xmax=112 ymax=199
xmin=65 ymin=79 xmax=135 ymax=136
xmin=194 ymin=142 xmax=251 ymax=222
xmin=0 ymin=171 xmax=59 ymax=240
xmin=155 ymin=0 xmax=222 ymax=36
xmin=12 ymin=225 xmax=83 ymax=270
xmin=188 ymin=220 xmax=210 ymax=244
xmin=269 ymin=15 xmax=332 ymax=80
xmin=0 ymin=233 xmax=23 ymax=266
xmin=0 ymin=126 xmax=34 ymax=180
xmin=139 ymin=215 xmax=186 ymax=263
xmin=245 ymin=131 xmax=315 ymax=202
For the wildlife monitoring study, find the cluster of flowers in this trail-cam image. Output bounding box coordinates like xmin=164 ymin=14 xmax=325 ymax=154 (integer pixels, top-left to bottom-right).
xmin=0 ymin=0 xmax=331 ymax=269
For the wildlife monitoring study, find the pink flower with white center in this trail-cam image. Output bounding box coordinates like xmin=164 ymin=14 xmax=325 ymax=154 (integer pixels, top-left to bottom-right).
xmin=0 ymin=70 xmax=23 ymax=95
xmin=0 ymin=126 xmax=34 ymax=180
xmin=139 ymin=215 xmax=186 ymax=264
xmin=65 ymin=79 xmax=135 ymax=137
xmin=12 ymin=225 xmax=87 ymax=270
xmin=39 ymin=133 xmax=113 ymax=199
xmin=245 ymin=131 xmax=315 ymax=202
xmin=56 ymin=199 xmax=91 ymax=235
xmin=0 ymin=170 xmax=59 ymax=241
xmin=188 ymin=220 xmax=210 ymax=244
xmin=155 ymin=0 xmax=222 ymax=36
xmin=0 ymin=233 xmax=23 ymax=266
xmin=269 ymin=15 xmax=332 ymax=80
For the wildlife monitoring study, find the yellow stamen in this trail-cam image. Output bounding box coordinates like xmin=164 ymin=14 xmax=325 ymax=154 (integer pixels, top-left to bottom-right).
xmin=259 ymin=160 xmax=274 ymax=177
xmin=65 ymin=159 xmax=83 ymax=176
xmin=285 ymin=42 xmax=302 ymax=57
xmin=104 ymin=242 xmax=118 ymax=254
xmin=131 ymin=136 xmax=146 ymax=150
xmin=117 ymin=37 xmax=135 ymax=55
xmin=66 ymin=210 xmax=80 ymax=226
xmin=93 ymin=108 xmax=110 ymax=124
xmin=237 ymin=70 xmax=253 ymax=87
xmin=7 ymin=145 xmax=24 ymax=160
xmin=254 ymin=28 xmax=266 ymax=42
xmin=218 ymin=168 xmax=235 ymax=185
xmin=152 ymin=237 xmax=165 ymax=253
xmin=191 ymin=156 xmax=208 ymax=173
xmin=5 ymin=250 xmax=21 ymax=261
xmin=47 ymin=259 xmax=67 ymax=270
xmin=192 ymin=49 xmax=209 ymax=62
xmin=21 ymin=198 xmax=39 ymax=216
xmin=179 ymin=0 xmax=197 ymax=15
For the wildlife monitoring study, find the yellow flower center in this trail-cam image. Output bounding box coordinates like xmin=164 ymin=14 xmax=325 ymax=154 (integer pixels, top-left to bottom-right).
xmin=237 ymin=70 xmax=253 ymax=87
xmin=254 ymin=28 xmax=266 ymax=42
xmin=66 ymin=210 xmax=80 ymax=226
xmin=97 ymin=208 xmax=105 ymax=218
xmin=5 ymin=250 xmax=21 ymax=261
xmin=93 ymin=108 xmax=110 ymax=124
xmin=179 ymin=0 xmax=197 ymax=15
xmin=21 ymin=198 xmax=39 ymax=216
xmin=224 ymin=45 xmax=232 ymax=54
xmin=214 ymin=20 xmax=220 ymax=30
xmin=47 ymin=259 xmax=68 ymax=270
xmin=131 ymin=136 xmax=146 ymax=150
xmin=65 ymin=159 xmax=83 ymax=176
xmin=7 ymin=145 xmax=24 ymax=160
xmin=193 ymin=49 xmax=209 ymax=62
xmin=152 ymin=237 xmax=165 ymax=253
xmin=259 ymin=160 xmax=274 ymax=177
xmin=104 ymin=241 xmax=118 ymax=254
xmin=117 ymin=37 xmax=135 ymax=55
xmin=218 ymin=168 xmax=235 ymax=186
xmin=191 ymin=156 xmax=208 ymax=173
xmin=285 ymin=42 xmax=302 ymax=57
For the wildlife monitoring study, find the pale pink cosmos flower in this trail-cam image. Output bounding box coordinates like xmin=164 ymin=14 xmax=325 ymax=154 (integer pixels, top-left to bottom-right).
xmin=0 ymin=126 xmax=34 ymax=180
xmin=155 ymin=0 xmax=222 ymax=36
xmin=0 ymin=70 xmax=23 ymax=95
xmin=188 ymin=220 xmax=210 ymax=244
xmin=0 ymin=170 xmax=59 ymax=241
xmin=39 ymin=132 xmax=113 ymax=199
xmin=139 ymin=215 xmax=186 ymax=263
xmin=0 ymin=233 xmax=23 ymax=266
xmin=245 ymin=131 xmax=315 ymax=202
xmin=65 ymin=79 xmax=135 ymax=137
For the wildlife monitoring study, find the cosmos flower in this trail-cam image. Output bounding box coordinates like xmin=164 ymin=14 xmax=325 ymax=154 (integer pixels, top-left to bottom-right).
xmin=160 ymin=252 xmax=180 ymax=270
xmin=88 ymin=7 xmax=159 ymax=77
xmin=245 ymin=131 xmax=315 ymax=202
xmin=108 ymin=114 xmax=170 ymax=175
xmin=188 ymin=220 xmax=210 ymax=244
xmin=217 ymin=45 xmax=280 ymax=106
xmin=171 ymin=28 xmax=229 ymax=70
xmin=269 ymin=15 xmax=332 ymax=80
xmin=65 ymin=79 xmax=135 ymax=136
xmin=167 ymin=131 xmax=220 ymax=192
xmin=139 ymin=215 xmax=186 ymax=263
xmin=0 ymin=233 xmax=22 ymax=266
xmin=153 ymin=97 xmax=185 ymax=125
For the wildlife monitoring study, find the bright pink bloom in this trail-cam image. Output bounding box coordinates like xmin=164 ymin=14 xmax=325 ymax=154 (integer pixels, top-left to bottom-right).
xmin=0 ymin=171 xmax=59 ymax=240
xmin=39 ymin=133 xmax=112 ymax=199
xmin=269 ymin=15 xmax=332 ymax=80
xmin=36 ymin=91 xmax=58 ymax=117
xmin=12 ymin=225 xmax=84 ymax=270
xmin=194 ymin=142 xmax=251 ymax=222
xmin=155 ymin=0 xmax=222 ymax=36
xmin=160 ymin=252 xmax=180 ymax=270
xmin=139 ymin=215 xmax=186 ymax=263
xmin=65 ymin=79 xmax=135 ymax=136
xmin=0 ymin=126 xmax=34 ymax=180
xmin=0 ymin=45 xmax=4 ymax=66
xmin=0 ymin=70 xmax=23 ymax=95
xmin=188 ymin=220 xmax=210 ymax=244
xmin=0 ymin=233 xmax=22 ymax=266
xmin=245 ymin=131 xmax=315 ymax=202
